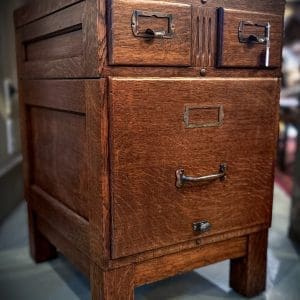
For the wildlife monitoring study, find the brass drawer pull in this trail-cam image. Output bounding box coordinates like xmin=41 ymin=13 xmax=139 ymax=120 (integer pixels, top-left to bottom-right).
xmin=176 ymin=163 xmax=227 ymax=188
xmin=131 ymin=10 xmax=175 ymax=39
xmin=144 ymin=28 xmax=167 ymax=39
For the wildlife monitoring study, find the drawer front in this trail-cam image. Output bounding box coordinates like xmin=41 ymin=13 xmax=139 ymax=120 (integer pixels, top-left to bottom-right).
xmin=109 ymin=78 xmax=279 ymax=259
xmin=109 ymin=0 xmax=192 ymax=66
xmin=217 ymin=8 xmax=283 ymax=68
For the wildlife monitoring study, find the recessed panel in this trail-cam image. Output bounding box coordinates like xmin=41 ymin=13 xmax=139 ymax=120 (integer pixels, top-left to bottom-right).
xmin=30 ymin=107 xmax=88 ymax=219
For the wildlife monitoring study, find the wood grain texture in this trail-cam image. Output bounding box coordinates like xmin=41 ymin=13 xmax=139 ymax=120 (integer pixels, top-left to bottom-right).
xmin=14 ymin=0 xmax=284 ymax=298
xmin=109 ymin=0 xmax=192 ymax=66
xmin=192 ymin=7 xmax=217 ymax=67
xmin=230 ymin=230 xmax=268 ymax=297
xmin=217 ymin=8 xmax=283 ymax=68
xmin=29 ymin=106 xmax=88 ymax=218
xmin=22 ymin=57 xmax=84 ymax=79
xmin=19 ymin=2 xmax=84 ymax=43
xmin=25 ymin=29 xmax=83 ymax=62
xmin=37 ymin=216 xmax=90 ymax=277
xmin=23 ymin=80 xmax=86 ymax=113
xmin=108 ymin=224 xmax=267 ymax=269
xmin=29 ymin=185 xmax=89 ymax=255
xmin=91 ymin=264 xmax=134 ymax=300
xmin=110 ymin=77 xmax=279 ymax=258
xmin=211 ymin=0 xmax=285 ymax=15
xmin=14 ymin=0 xmax=84 ymax=28
xmin=83 ymin=0 xmax=106 ymax=76
xmin=15 ymin=0 xmax=105 ymax=79
xmin=134 ymin=236 xmax=246 ymax=286
xmin=16 ymin=1 xmax=86 ymax=79
xmin=86 ymin=80 xmax=111 ymax=267
xmin=102 ymin=66 xmax=282 ymax=78
xmin=27 ymin=206 xmax=57 ymax=263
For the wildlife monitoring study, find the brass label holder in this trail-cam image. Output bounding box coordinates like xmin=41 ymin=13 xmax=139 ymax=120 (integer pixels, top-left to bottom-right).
xmin=131 ymin=10 xmax=175 ymax=39
xmin=238 ymin=21 xmax=271 ymax=67
xmin=184 ymin=105 xmax=224 ymax=129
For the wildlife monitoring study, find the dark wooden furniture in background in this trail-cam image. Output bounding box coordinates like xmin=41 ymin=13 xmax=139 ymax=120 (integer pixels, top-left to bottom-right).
xmin=14 ymin=0 xmax=285 ymax=299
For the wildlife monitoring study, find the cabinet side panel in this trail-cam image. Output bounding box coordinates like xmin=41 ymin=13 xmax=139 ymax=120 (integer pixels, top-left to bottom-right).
xmin=22 ymin=80 xmax=88 ymax=219
xmin=15 ymin=0 xmax=101 ymax=79
xmin=29 ymin=107 xmax=88 ymax=218
xmin=14 ymin=0 xmax=85 ymax=28
xmin=18 ymin=79 xmax=92 ymax=261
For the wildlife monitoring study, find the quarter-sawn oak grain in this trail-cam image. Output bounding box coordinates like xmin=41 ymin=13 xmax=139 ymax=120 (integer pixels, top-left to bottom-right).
xmin=109 ymin=77 xmax=279 ymax=258
xmin=14 ymin=0 xmax=284 ymax=299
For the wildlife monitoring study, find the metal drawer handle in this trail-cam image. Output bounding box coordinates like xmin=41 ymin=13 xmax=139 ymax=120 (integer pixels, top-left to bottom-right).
xmin=246 ymin=34 xmax=266 ymax=44
xmin=176 ymin=163 xmax=227 ymax=188
xmin=144 ymin=28 xmax=167 ymax=39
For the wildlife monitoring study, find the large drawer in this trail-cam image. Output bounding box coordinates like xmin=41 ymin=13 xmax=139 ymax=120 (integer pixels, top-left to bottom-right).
xmin=109 ymin=0 xmax=192 ymax=66
xmin=109 ymin=78 xmax=279 ymax=259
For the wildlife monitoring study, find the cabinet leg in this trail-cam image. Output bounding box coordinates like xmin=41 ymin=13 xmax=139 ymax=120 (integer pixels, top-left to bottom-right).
xmin=230 ymin=230 xmax=268 ymax=297
xmin=90 ymin=263 xmax=135 ymax=300
xmin=27 ymin=206 xmax=57 ymax=263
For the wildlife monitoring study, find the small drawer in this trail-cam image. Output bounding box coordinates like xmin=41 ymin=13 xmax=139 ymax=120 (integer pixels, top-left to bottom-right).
xmin=109 ymin=0 xmax=192 ymax=66
xmin=217 ymin=8 xmax=283 ymax=68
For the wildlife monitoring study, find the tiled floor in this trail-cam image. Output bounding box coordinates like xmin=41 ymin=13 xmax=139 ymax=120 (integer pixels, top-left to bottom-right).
xmin=0 ymin=185 xmax=299 ymax=300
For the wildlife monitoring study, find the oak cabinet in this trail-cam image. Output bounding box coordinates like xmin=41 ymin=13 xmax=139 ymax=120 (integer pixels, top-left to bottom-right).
xmin=14 ymin=0 xmax=284 ymax=299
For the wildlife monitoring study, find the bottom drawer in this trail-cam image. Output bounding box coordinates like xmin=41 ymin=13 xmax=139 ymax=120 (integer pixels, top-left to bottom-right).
xmin=109 ymin=77 xmax=279 ymax=259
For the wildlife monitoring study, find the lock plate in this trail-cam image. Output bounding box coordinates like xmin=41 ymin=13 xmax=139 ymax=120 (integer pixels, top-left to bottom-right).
xmin=193 ymin=221 xmax=211 ymax=233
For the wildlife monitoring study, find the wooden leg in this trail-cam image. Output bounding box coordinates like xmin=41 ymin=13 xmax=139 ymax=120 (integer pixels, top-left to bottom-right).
xmin=90 ymin=263 xmax=135 ymax=300
xmin=230 ymin=230 xmax=268 ymax=297
xmin=27 ymin=206 xmax=57 ymax=263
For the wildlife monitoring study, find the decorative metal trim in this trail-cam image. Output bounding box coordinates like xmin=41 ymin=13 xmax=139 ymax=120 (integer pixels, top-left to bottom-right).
xmin=238 ymin=21 xmax=270 ymax=44
xmin=131 ymin=10 xmax=175 ymax=39
xmin=238 ymin=21 xmax=271 ymax=67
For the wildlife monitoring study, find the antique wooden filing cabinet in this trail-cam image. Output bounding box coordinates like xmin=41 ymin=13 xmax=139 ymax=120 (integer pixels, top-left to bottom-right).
xmin=14 ymin=0 xmax=285 ymax=299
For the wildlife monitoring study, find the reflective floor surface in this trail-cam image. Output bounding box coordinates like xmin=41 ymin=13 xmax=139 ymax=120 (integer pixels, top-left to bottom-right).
xmin=0 ymin=185 xmax=299 ymax=300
